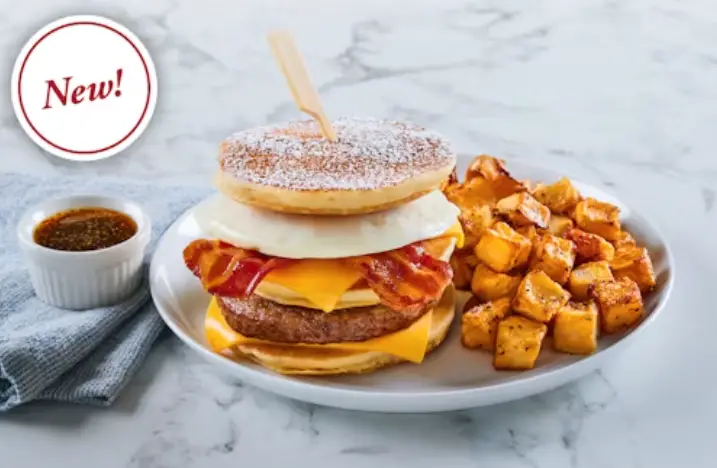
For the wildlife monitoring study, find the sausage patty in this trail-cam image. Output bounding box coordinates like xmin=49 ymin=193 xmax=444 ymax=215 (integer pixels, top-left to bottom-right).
xmin=217 ymin=294 xmax=431 ymax=344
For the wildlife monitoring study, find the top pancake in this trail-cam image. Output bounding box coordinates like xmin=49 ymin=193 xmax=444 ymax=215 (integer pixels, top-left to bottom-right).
xmin=215 ymin=117 xmax=456 ymax=215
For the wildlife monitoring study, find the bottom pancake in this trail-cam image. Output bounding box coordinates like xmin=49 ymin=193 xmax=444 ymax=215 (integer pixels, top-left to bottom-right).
xmin=217 ymin=286 xmax=455 ymax=375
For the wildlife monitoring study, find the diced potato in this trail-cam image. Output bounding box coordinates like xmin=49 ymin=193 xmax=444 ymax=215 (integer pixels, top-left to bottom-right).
xmin=462 ymin=297 xmax=512 ymax=350
xmin=533 ymin=177 xmax=582 ymax=214
xmin=610 ymin=246 xmax=656 ymax=293
xmin=512 ymin=270 xmax=570 ymax=323
xmin=496 ymin=192 xmax=551 ymax=229
xmin=568 ymin=261 xmax=614 ymax=301
xmin=532 ymin=177 xmax=582 ymax=214
xmin=553 ymin=301 xmax=600 ymax=355
xmin=516 ymin=225 xmax=539 ymax=243
xmin=459 ymin=205 xmax=494 ymax=248
xmin=441 ymin=181 xmax=456 ymax=194
xmin=450 ymin=249 xmax=477 ymax=290
xmin=519 ymin=179 xmax=535 ymax=192
xmin=443 ymin=183 xmax=462 ymax=206
xmin=590 ymin=277 xmax=644 ymax=334
xmin=529 ymin=234 xmax=576 ymax=284
xmin=516 ymin=225 xmax=540 ymax=261
xmin=444 ymin=176 xmax=498 ymax=210
xmin=573 ymin=198 xmax=621 ymax=241
xmin=494 ymin=316 xmax=548 ymax=370
xmin=565 ymin=228 xmax=615 ymax=263
xmin=465 ymin=155 xmax=526 ymax=198
xmin=474 ymin=222 xmax=532 ymax=273
xmin=510 ymin=229 xmax=533 ymax=269
xmin=612 ymin=230 xmax=637 ymax=250
xmin=547 ymin=215 xmax=574 ymax=236
xmin=471 ymin=263 xmax=522 ymax=301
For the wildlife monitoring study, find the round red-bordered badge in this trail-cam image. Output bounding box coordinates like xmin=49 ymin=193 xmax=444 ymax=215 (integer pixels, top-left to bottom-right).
xmin=11 ymin=15 xmax=158 ymax=161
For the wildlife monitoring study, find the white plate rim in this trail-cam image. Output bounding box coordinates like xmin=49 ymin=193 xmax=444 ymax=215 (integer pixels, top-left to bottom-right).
xmin=149 ymin=160 xmax=675 ymax=413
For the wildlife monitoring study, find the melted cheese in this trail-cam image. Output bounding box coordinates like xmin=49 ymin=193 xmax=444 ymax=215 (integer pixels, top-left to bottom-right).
xmin=442 ymin=221 xmax=465 ymax=249
xmin=263 ymin=260 xmax=363 ymax=312
xmin=256 ymin=222 xmax=464 ymax=312
xmin=205 ymin=298 xmax=433 ymax=363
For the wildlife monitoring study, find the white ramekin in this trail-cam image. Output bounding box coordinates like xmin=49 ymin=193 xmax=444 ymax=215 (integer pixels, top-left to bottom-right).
xmin=17 ymin=195 xmax=152 ymax=310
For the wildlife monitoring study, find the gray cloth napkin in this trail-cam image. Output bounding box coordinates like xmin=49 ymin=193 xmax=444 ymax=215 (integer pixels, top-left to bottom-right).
xmin=0 ymin=173 xmax=211 ymax=411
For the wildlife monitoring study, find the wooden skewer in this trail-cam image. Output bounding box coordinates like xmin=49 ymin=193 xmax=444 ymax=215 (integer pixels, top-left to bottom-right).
xmin=268 ymin=30 xmax=337 ymax=141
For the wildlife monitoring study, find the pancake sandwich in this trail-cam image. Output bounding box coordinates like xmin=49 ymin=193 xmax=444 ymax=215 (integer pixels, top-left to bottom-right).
xmin=183 ymin=117 xmax=462 ymax=375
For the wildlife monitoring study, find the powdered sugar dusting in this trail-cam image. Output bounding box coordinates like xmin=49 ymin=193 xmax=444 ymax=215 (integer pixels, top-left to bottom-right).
xmin=219 ymin=117 xmax=455 ymax=190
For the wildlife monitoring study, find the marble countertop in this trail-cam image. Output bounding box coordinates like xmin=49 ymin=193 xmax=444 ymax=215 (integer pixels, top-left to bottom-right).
xmin=1 ymin=0 xmax=716 ymax=466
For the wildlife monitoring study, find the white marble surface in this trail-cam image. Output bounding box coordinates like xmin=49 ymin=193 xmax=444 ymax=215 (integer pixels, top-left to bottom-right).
xmin=1 ymin=0 xmax=716 ymax=466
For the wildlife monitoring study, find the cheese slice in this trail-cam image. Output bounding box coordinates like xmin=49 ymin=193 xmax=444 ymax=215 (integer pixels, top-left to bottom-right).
xmin=263 ymin=260 xmax=362 ymax=312
xmin=205 ymin=298 xmax=433 ymax=363
xmin=256 ymin=222 xmax=464 ymax=312
xmin=442 ymin=221 xmax=465 ymax=249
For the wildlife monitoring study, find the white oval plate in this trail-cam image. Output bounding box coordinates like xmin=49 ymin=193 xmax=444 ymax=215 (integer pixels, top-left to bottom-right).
xmin=149 ymin=159 xmax=674 ymax=413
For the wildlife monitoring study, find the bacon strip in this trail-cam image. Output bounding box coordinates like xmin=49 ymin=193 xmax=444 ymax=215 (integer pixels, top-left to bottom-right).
xmin=183 ymin=239 xmax=453 ymax=312
xmin=183 ymin=240 xmax=294 ymax=297
xmin=344 ymin=242 xmax=453 ymax=313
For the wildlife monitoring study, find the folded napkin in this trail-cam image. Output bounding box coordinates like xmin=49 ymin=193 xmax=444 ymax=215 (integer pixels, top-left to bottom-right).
xmin=0 ymin=173 xmax=211 ymax=411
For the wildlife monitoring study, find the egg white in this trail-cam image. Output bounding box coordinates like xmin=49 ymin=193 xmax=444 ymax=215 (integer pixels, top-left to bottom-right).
xmin=193 ymin=190 xmax=460 ymax=259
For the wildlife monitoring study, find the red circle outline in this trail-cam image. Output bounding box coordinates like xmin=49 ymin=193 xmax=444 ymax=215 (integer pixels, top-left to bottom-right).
xmin=17 ymin=20 xmax=152 ymax=155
